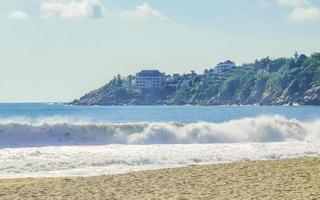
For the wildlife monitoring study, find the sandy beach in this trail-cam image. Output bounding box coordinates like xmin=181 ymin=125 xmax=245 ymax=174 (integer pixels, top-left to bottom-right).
xmin=1 ymin=157 xmax=320 ymax=199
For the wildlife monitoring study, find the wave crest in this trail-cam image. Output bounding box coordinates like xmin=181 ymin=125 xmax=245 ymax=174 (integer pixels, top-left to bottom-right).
xmin=0 ymin=115 xmax=319 ymax=147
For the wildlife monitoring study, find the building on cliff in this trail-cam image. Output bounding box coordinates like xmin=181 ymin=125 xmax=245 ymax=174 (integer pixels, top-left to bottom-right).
xmin=134 ymin=70 xmax=166 ymax=90
xmin=215 ymin=60 xmax=236 ymax=73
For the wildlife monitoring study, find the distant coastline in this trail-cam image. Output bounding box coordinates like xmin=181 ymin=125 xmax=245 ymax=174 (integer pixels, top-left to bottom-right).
xmin=70 ymin=52 xmax=320 ymax=106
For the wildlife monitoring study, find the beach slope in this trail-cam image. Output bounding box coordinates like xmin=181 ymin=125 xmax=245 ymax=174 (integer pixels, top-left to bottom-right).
xmin=1 ymin=157 xmax=320 ymax=199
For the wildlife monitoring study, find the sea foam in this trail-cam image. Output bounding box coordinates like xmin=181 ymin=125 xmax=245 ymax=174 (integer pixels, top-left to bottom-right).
xmin=0 ymin=142 xmax=320 ymax=178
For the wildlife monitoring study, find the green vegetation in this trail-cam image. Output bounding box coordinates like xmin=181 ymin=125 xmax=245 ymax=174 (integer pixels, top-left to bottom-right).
xmin=71 ymin=53 xmax=320 ymax=106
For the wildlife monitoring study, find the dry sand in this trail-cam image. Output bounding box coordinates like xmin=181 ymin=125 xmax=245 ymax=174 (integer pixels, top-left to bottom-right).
xmin=1 ymin=157 xmax=320 ymax=199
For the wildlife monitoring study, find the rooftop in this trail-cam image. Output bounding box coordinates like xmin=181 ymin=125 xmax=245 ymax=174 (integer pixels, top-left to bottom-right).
xmin=218 ymin=60 xmax=235 ymax=65
xmin=136 ymin=70 xmax=164 ymax=77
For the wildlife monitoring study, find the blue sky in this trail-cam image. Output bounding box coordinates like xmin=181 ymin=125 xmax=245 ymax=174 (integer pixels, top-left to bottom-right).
xmin=1 ymin=0 xmax=320 ymax=102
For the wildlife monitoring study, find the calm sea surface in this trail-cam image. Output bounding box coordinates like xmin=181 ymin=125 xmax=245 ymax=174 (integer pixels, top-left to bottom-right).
xmin=0 ymin=103 xmax=319 ymax=123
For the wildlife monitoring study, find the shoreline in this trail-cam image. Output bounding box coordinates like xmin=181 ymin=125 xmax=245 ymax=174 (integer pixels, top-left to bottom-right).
xmin=1 ymin=157 xmax=320 ymax=199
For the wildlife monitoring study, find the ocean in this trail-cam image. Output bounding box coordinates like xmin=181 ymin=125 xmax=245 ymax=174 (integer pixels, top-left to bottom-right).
xmin=0 ymin=103 xmax=320 ymax=178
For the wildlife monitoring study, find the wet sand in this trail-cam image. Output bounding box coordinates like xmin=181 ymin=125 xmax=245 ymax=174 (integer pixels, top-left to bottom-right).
xmin=1 ymin=157 xmax=320 ymax=199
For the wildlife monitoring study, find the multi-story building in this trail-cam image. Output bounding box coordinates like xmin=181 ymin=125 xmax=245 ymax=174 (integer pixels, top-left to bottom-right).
xmin=215 ymin=60 xmax=236 ymax=73
xmin=134 ymin=70 xmax=166 ymax=90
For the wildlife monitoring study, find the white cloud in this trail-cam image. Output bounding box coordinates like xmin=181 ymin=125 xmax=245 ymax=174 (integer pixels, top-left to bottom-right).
xmin=7 ymin=10 xmax=30 ymax=20
xmin=119 ymin=3 xmax=168 ymax=21
xmin=41 ymin=0 xmax=106 ymax=19
xmin=290 ymin=6 xmax=320 ymax=21
xmin=277 ymin=0 xmax=320 ymax=21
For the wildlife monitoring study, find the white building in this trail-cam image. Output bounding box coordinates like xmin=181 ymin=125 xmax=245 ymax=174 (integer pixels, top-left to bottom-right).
xmin=215 ymin=60 xmax=236 ymax=73
xmin=134 ymin=70 xmax=166 ymax=90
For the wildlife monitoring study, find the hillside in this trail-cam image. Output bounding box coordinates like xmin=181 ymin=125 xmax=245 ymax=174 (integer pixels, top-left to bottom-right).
xmin=70 ymin=53 xmax=320 ymax=106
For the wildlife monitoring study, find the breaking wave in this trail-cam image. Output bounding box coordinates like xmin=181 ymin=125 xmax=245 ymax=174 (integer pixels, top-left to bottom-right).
xmin=0 ymin=115 xmax=319 ymax=147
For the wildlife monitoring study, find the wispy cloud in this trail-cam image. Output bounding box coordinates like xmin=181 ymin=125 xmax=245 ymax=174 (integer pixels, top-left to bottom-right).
xmin=7 ymin=10 xmax=30 ymax=20
xmin=277 ymin=0 xmax=320 ymax=21
xmin=6 ymin=1 xmax=169 ymax=22
xmin=289 ymin=6 xmax=320 ymax=21
xmin=41 ymin=0 xmax=106 ymax=19
xmin=119 ymin=3 xmax=168 ymax=21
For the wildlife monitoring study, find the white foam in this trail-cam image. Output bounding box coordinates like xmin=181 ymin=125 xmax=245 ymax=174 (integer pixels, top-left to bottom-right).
xmin=0 ymin=115 xmax=319 ymax=147
xmin=0 ymin=142 xmax=319 ymax=178
xmin=0 ymin=115 xmax=319 ymax=178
